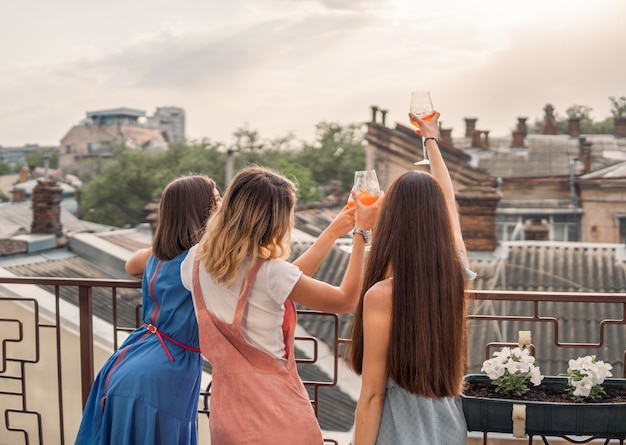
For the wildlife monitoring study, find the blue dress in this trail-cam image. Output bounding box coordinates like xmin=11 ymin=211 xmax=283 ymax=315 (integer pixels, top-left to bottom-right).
xmin=75 ymin=251 xmax=202 ymax=445
xmin=375 ymin=379 xmax=467 ymax=445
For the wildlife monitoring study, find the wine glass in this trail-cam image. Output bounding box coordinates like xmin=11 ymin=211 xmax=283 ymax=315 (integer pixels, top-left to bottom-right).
xmin=340 ymin=170 xmax=380 ymax=253
xmin=409 ymin=90 xmax=435 ymax=165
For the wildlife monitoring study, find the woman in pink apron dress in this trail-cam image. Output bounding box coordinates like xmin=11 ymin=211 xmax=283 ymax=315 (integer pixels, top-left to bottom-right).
xmin=180 ymin=166 xmax=383 ymax=444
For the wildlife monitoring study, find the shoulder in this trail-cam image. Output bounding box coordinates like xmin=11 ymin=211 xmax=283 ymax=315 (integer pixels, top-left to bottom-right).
xmin=265 ymin=258 xmax=301 ymax=276
xmin=363 ymin=279 xmax=393 ymax=311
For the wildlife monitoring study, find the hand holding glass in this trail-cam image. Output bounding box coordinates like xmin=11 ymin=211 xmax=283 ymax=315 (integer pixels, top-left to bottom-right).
xmin=409 ymin=91 xmax=435 ymax=165
xmin=341 ymin=170 xmax=380 ymax=253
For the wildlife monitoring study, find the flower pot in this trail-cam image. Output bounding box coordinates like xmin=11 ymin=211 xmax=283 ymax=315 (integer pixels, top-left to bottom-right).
xmin=461 ymin=374 xmax=626 ymax=438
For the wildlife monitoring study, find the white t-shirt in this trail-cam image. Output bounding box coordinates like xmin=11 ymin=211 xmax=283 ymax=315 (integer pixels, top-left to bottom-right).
xmin=180 ymin=244 xmax=302 ymax=361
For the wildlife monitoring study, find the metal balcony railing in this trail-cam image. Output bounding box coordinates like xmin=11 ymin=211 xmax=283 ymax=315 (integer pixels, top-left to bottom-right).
xmin=0 ymin=276 xmax=625 ymax=444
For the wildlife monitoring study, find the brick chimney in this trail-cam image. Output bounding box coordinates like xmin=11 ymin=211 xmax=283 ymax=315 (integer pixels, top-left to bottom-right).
xmin=483 ymin=130 xmax=490 ymax=151
xmin=31 ymin=179 xmax=63 ymax=237
xmin=578 ymin=137 xmax=592 ymax=174
xmin=539 ymin=104 xmax=559 ymax=135
xmin=471 ymin=130 xmax=482 ymax=149
xmin=568 ymin=117 xmax=581 ymax=137
xmin=464 ymin=118 xmax=478 ymax=137
xmin=510 ymin=130 xmax=525 ymax=148
xmin=456 ymin=186 xmax=501 ymax=251
xmin=440 ymin=128 xmax=453 ymax=148
xmin=517 ymin=117 xmax=528 ymax=137
xmin=615 ymin=117 xmax=626 ymax=138
xmin=523 ymin=218 xmax=549 ymax=241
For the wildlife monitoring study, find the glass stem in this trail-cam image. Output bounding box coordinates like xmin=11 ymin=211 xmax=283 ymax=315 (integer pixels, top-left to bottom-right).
xmin=422 ymin=136 xmax=430 ymax=161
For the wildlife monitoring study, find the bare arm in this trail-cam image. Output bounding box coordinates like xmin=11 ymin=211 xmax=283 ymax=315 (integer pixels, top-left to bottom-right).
xmin=125 ymin=247 xmax=152 ymax=279
xmin=412 ymin=111 xmax=467 ymax=255
xmin=288 ymin=191 xmax=383 ymax=313
xmin=353 ymin=280 xmax=392 ymax=445
xmin=292 ymin=206 xmax=355 ymax=276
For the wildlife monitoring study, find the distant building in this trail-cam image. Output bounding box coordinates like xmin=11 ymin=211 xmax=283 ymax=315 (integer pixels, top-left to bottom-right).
xmin=59 ymin=106 xmax=185 ymax=168
xmin=147 ymin=106 xmax=185 ymax=143
xmin=0 ymin=144 xmax=49 ymax=167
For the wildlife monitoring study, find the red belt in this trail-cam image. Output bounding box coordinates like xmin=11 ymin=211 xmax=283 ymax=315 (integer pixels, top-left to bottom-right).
xmin=145 ymin=323 xmax=201 ymax=362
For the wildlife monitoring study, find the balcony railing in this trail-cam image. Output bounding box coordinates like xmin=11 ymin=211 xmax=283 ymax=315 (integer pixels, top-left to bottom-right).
xmin=0 ymin=276 xmax=625 ymax=445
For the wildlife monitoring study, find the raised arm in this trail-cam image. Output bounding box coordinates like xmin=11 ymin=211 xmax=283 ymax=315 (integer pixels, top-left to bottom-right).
xmin=288 ymin=191 xmax=383 ymax=313
xmin=411 ymin=111 xmax=466 ymax=256
xmin=292 ymin=206 xmax=355 ymax=276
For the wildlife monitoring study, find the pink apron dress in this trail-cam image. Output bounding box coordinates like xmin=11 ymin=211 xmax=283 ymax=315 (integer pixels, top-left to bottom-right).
xmin=192 ymin=258 xmax=323 ymax=444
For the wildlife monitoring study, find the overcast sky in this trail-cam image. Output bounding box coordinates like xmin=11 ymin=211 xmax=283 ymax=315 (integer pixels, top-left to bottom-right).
xmin=1 ymin=0 xmax=624 ymax=147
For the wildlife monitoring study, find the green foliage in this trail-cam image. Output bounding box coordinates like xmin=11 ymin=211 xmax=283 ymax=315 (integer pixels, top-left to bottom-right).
xmin=77 ymin=122 xmax=365 ymax=227
xmin=609 ymin=96 xmax=626 ymax=118
xmin=557 ymin=100 xmax=626 ymax=134
xmin=299 ymin=122 xmax=366 ymax=195
xmin=0 ymin=161 xmax=12 ymax=175
xmin=491 ymin=370 xmax=533 ymax=397
xmin=24 ymin=147 xmax=59 ymax=169
xmin=79 ymin=140 xmax=226 ymax=227
xmin=64 ymin=157 xmax=108 ymax=184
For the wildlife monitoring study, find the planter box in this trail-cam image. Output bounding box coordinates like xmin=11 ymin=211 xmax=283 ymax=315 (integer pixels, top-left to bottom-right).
xmin=461 ymin=374 xmax=626 ymax=438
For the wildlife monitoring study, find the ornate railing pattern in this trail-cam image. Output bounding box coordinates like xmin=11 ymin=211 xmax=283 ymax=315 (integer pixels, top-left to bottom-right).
xmin=0 ymin=276 xmax=625 ymax=444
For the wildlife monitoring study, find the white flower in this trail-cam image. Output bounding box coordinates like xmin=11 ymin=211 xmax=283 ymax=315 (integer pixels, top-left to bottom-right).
xmin=481 ymin=347 xmax=543 ymax=397
xmin=566 ymin=355 xmax=613 ymax=401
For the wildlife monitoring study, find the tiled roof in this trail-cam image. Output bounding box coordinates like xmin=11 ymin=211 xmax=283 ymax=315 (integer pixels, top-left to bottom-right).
xmin=290 ymin=239 xmax=625 ymax=380
xmin=471 ymin=241 xmax=626 ymax=292
xmin=468 ymin=241 xmax=626 ymax=377
xmin=2 ymin=253 xmax=143 ymax=328
xmin=478 ymin=135 xmax=624 ymax=178
xmin=0 ymin=202 xmax=114 ymax=236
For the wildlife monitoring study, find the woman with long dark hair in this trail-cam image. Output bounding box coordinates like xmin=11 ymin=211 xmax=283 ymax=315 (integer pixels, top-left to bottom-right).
xmin=346 ymin=111 xmax=475 ymax=444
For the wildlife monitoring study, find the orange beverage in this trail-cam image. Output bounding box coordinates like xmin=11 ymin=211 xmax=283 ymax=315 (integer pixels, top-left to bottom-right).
xmin=346 ymin=190 xmax=379 ymax=209
xmin=409 ymin=111 xmax=436 ymax=135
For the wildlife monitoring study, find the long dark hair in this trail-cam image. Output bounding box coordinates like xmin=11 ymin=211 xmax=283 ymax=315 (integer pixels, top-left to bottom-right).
xmin=153 ymin=175 xmax=218 ymax=260
xmin=345 ymin=170 xmax=468 ymax=397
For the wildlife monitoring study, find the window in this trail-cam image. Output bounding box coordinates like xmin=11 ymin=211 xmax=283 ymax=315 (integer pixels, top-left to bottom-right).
xmin=618 ymin=216 xmax=626 ymax=244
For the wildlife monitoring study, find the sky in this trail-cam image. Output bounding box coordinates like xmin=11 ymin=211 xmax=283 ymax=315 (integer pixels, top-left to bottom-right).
xmin=1 ymin=0 xmax=625 ymax=148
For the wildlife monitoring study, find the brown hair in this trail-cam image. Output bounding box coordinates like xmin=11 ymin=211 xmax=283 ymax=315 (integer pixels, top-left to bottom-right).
xmin=152 ymin=175 xmax=219 ymax=260
xmin=345 ymin=170 xmax=468 ymax=397
xmin=197 ymin=165 xmax=296 ymax=287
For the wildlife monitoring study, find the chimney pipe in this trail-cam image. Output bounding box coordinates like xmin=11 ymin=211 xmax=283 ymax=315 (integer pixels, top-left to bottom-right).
xmin=464 ymin=118 xmax=478 ymax=137
xmin=517 ymin=117 xmax=528 ymax=137
xmin=471 ymin=130 xmax=482 ymax=149
xmin=370 ymin=106 xmax=379 ymax=123
xmin=511 ymin=130 xmax=525 ymax=148
xmin=440 ymin=128 xmax=453 ymax=148
xmin=578 ymin=137 xmax=592 ymax=174
xmin=380 ymin=109 xmax=387 ymax=126
xmin=615 ymin=116 xmax=626 ymax=137
xmin=568 ymin=117 xmax=581 ymax=137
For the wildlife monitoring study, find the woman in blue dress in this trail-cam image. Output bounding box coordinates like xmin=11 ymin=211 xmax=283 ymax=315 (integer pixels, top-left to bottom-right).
xmin=75 ymin=174 xmax=221 ymax=445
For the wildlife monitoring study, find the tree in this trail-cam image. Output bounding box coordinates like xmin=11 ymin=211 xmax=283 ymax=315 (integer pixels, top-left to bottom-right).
xmin=298 ymin=122 xmax=366 ymax=196
xmin=0 ymin=161 xmax=12 ymax=175
xmin=24 ymin=147 xmax=59 ymax=169
xmin=79 ymin=141 xmax=227 ymax=227
xmin=609 ymin=96 xmax=626 ymax=118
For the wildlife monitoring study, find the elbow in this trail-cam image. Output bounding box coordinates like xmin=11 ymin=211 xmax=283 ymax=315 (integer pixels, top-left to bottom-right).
xmin=335 ymin=297 xmax=359 ymax=314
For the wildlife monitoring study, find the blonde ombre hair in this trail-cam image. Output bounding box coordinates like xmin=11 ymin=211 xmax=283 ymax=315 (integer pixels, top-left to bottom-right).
xmin=197 ymin=165 xmax=296 ymax=287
